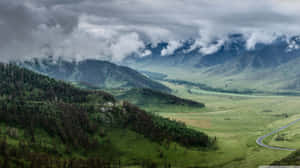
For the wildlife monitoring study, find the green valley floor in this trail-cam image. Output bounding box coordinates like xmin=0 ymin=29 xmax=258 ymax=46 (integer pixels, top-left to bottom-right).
xmin=144 ymin=81 xmax=300 ymax=168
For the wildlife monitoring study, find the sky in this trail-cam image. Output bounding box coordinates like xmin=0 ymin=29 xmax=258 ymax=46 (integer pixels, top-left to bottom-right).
xmin=1 ymin=0 xmax=300 ymax=62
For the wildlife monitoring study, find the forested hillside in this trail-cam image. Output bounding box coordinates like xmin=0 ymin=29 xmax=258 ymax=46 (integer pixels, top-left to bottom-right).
xmin=109 ymin=88 xmax=205 ymax=108
xmin=272 ymin=150 xmax=300 ymax=165
xmin=0 ymin=63 xmax=212 ymax=167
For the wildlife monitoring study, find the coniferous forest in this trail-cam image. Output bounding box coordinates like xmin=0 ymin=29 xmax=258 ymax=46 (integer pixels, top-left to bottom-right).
xmin=0 ymin=63 xmax=213 ymax=167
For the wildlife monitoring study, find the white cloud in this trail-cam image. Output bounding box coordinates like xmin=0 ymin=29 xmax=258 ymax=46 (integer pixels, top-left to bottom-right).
xmin=245 ymin=31 xmax=278 ymax=50
xmin=200 ymin=40 xmax=225 ymax=55
xmin=141 ymin=50 xmax=152 ymax=57
xmin=161 ymin=41 xmax=182 ymax=56
xmin=110 ymin=33 xmax=145 ymax=62
xmin=286 ymin=37 xmax=300 ymax=52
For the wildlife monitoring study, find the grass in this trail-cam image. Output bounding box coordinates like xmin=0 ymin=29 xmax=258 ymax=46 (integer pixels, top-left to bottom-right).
xmin=71 ymin=79 xmax=300 ymax=167
xmin=265 ymin=115 xmax=300 ymax=149
xmin=1 ymin=81 xmax=299 ymax=167
xmin=0 ymin=123 xmax=214 ymax=167
xmin=6 ymin=63 xmax=300 ymax=167
xmin=145 ymin=81 xmax=300 ymax=168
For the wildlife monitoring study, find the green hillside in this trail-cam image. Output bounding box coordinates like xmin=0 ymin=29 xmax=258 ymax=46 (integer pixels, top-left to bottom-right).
xmin=22 ymin=59 xmax=171 ymax=93
xmin=108 ymin=88 xmax=205 ymax=110
xmin=0 ymin=63 xmax=212 ymax=167
xmin=272 ymin=150 xmax=300 ymax=165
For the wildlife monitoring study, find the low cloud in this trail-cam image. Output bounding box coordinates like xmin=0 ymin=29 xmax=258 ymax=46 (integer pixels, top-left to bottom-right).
xmin=161 ymin=41 xmax=182 ymax=56
xmin=200 ymin=40 xmax=225 ymax=55
xmin=141 ymin=50 xmax=152 ymax=57
xmin=110 ymin=33 xmax=145 ymax=62
xmin=245 ymin=31 xmax=278 ymax=50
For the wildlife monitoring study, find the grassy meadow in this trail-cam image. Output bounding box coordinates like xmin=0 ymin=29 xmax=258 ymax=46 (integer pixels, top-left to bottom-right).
xmin=141 ymin=81 xmax=300 ymax=168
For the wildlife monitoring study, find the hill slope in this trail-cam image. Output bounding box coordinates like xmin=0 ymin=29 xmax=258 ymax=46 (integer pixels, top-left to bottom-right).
xmin=108 ymin=88 xmax=205 ymax=109
xmin=22 ymin=59 xmax=171 ymax=93
xmin=272 ymin=150 xmax=300 ymax=165
xmin=0 ymin=63 xmax=212 ymax=167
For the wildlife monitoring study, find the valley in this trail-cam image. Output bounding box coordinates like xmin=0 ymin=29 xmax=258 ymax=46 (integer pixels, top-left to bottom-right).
xmin=3 ymin=1 xmax=300 ymax=167
xmin=3 ymin=60 xmax=300 ymax=167
xmin=146 ymin=81 xmax=300 ymax=167
xmin=8 ymin=60 xmax=300 ymax=167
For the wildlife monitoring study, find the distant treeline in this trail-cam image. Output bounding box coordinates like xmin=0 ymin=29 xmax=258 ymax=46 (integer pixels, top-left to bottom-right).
xmin=123 ymin=103 xmax=212 ymax=147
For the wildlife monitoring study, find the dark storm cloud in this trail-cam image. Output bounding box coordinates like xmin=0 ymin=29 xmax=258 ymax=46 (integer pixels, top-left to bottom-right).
xmin=0 ymin=1 xmax=38 ymax=45
xmin=0 ymin=0 xmax=79 ymax=61
xmin=1 ymin=0 xmax=300 ymax=62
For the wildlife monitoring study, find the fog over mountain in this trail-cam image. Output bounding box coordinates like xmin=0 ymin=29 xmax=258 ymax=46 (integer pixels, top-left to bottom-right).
xmin=1 ymin=0 xmax=300 ymax=62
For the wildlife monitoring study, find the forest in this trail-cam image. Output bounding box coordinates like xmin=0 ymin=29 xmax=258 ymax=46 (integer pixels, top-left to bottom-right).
xmin=0 ymin=63 xmax=213 ymax=167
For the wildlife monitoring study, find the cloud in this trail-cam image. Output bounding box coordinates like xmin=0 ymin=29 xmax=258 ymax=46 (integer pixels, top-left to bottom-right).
xmin=161 ymin=41 xmax=182 ymax=56
xmin=2 ymin=0 xmax=300 ymax=62
xmin=200 ymin=40 xmax=225 ymax=55
xmin=245 ymin=31 xmax=278 ymax=50
xmin=286 ymin=36 xmax=300 ymax=52
xmin=141 ymin=50 xmax=152 ymax=57
xmin=110 ymin=33 xmax=145 ymax=62
xmin=0 ymin=0 xmax=79 ymax=62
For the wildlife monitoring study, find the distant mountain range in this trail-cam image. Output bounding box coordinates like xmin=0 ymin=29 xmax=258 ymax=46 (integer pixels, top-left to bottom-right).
xmin=126 ymin=35 xmax=300 ymax=68
xmin=21 ymin=59 xmax=171 ymax=93
xmin=124 ymin=35 xmax=300 ymax=92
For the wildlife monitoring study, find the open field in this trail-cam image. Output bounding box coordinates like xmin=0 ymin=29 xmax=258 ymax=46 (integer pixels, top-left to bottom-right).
xmin=144 ymin=81 xmax=300 ymax=168
xmin=265 ymin=116 xmax=300 ymax=150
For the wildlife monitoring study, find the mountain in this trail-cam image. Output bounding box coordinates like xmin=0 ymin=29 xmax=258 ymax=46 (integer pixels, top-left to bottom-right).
xmin=0 ymin=63 xmax=212 ymax=167
xmin=123 ymin=35 xmax=300 ymax=92
xmin=21 ymin=59 xmax=171 ymax=93
xmin=107 ymin=88 xmax=205 ymax=109
xmin=126 ymin=35 xmax=300 ymax=69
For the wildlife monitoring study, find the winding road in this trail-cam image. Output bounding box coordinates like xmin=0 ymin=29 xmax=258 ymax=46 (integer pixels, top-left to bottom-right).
xmin=256 ymin=119 xmax=300 ymax=151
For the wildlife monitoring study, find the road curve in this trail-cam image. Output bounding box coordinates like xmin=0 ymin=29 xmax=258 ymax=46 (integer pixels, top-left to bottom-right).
xmin=256 ymin=118 xmax=300 ymax=151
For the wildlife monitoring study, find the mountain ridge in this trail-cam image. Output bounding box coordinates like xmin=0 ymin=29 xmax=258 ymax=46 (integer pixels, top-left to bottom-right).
xmin=21 ymin=59 xmax=171 ymax=93
xmin=123 ymin=35 xmax=300 ymax=92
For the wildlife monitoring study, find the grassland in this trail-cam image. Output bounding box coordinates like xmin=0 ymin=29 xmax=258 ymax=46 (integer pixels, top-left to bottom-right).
xmin=264 ymin=116 xmax=300 ymax=150
xmin=144 ymin=81 xmax=300 ymax=168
